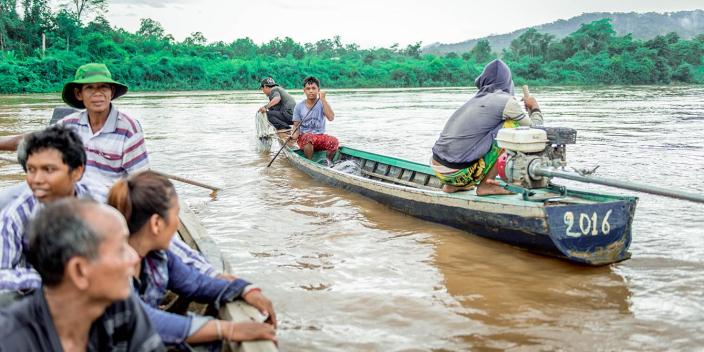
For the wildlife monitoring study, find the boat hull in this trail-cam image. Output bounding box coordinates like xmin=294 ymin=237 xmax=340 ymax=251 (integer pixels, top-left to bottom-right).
xmin=281 ymin=146 xmax=636 ymax=265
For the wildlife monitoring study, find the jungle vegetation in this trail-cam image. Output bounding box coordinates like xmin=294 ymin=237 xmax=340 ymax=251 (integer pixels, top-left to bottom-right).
xmin=1 ymin=0 xmax=703 ymax=93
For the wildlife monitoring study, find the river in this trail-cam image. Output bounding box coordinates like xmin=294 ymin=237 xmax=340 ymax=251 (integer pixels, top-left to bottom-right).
xmin=1 ymin=86 xmax=703 ymax=351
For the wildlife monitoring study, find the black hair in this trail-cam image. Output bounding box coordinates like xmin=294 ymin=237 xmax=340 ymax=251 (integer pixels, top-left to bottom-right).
xmin=302 ymin=76 xmax=320 ymax=88
xmin=19 ymin=124 xmax=86 ymax=172
xmin=107 ymin=170 xmax=176 ymax=234
xmin=27 ymin=199 xmax=104 ymax=287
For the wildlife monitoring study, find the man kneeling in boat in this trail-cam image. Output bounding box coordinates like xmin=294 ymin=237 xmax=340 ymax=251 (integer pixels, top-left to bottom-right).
xmin=0 ymin=198 xmax=164 ymax=351
xmin=259 ymin=77 xmax=297 ymax=138
xmin=431 ymin=59 xmax=543 ymax=195
xmin=291 ymin=76 xmax=338 ymax=166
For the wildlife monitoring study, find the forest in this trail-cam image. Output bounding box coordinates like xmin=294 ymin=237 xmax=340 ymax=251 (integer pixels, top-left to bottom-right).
xmin=1 ymin=0 xmax=703 ymax=94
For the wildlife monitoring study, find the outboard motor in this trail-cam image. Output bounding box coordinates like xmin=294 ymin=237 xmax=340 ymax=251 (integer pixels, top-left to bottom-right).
xmin=496 ymin=126 xmax=577 ymax=189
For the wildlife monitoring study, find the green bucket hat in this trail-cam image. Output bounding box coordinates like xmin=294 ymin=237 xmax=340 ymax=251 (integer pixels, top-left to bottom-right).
xmin=61 ymin=63 xmax=128 ymax=109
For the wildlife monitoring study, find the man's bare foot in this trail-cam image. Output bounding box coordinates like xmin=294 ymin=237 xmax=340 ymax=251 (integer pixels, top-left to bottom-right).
xmin=476 ymin=180 xmax=513 ymax=196
xmin=442 ymin=184 xmax=476 ymax=193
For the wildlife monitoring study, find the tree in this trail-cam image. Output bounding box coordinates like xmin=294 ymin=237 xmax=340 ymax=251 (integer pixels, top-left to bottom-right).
xmin=136 ymin=18 xmax=166 ymax=39
xmin=562 ymin=18 xmax=615 ymax=55
xmin=19 ymin=0 xmax=51 ymax=55
xmin=183 ymin=31 xmax=207 ymax=46
xmin=402 ymin=41 xmax=422 ymax=58
xmin=0 ymin=0 xmax=21 ymax=51
xmin=509 ymin=28 xmax=554 ymax=58
xmin=50 ymin=9 xmax=81 ymax=51
xmin=470 ymin=39 xmax=492 ymax=63
xmin=229 ymin=37 xmax=257 ymax=58
xmin=65 ymin=0 xmax=107 ymax=23
xmin=260 ymin=37 xmax=304 ymax=59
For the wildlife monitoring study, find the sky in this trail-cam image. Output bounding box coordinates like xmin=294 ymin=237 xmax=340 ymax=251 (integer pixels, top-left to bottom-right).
xmin=90 ymin=0 xmax=704 ymax=47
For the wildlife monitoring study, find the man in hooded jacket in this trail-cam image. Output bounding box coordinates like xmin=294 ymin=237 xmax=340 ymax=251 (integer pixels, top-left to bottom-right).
xmin=431 ymin=59 xmax=543 ymax=195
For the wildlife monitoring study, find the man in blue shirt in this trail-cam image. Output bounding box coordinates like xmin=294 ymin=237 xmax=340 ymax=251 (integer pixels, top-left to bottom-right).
xmin=291 ymin=76 xmax=338 ymax=165
xmin=0 ymin=125 xmax=95 ymax=303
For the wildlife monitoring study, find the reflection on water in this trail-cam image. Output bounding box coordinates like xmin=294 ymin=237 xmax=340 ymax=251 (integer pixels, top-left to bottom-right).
xmin=1 ymin=86 xmax=704 ymax=351
xmin=434 ymin=231 xmax=633 ymax=350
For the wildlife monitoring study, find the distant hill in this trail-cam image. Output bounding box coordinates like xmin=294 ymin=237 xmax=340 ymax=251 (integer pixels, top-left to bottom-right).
xmin=424 ymin=10 xmax=704 ymax=54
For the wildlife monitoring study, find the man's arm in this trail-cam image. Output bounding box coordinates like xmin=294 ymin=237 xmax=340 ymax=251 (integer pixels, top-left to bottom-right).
xmin=165 ymin=250 xmax=251 ymax=303
xmin=291 ymin=121 xmax=301 ymax=140
xmin=523 ymin=96 xmax=543 ymax=126
xmin=168 ymin=236 xmax=216 ymax=277
xmin=0 ymin=213 xmax=41 ymax=294
xmin=503 ymin=97 xmax=543 ymax=126
xmin=259 ymin=96 xmax=282 ymax=113
xmin=320 ymin=91 xmax=334 ymax=121
xmin=0 ymin=135 xmax=26 ymax=152
xmin=291 ymin=103 xmax=302 ymax=140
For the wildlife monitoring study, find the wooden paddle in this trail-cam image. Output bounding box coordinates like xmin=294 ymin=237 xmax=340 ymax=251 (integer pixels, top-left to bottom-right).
xmin=266 ymin=98 xmax=320 ymax=167
xmin=0 ymin=155 xmax=220 ymax=196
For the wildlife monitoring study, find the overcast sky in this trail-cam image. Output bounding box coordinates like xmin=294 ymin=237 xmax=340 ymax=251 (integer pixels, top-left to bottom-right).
xmin=96 ymin=0 xmax=704 ymax=47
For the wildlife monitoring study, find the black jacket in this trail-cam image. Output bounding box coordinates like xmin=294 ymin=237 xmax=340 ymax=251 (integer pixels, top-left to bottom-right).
xmin=0 ymin=289 xmax=164 ymax=352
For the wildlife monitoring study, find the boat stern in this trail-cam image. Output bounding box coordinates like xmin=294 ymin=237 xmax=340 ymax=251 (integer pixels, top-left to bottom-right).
xmin=544 ymin=199 xmax=637 ymax=265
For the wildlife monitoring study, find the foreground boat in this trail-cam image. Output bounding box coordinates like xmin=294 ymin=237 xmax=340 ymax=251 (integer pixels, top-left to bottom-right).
xmin=177 ymin=202 xmax=278 ymax=352
xmin=278 ymin=143 xmax=637 ymax=266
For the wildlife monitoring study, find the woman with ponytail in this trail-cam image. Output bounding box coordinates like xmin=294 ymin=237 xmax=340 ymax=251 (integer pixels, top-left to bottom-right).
xmin=107 ymin=171 xmax=276 ymax=349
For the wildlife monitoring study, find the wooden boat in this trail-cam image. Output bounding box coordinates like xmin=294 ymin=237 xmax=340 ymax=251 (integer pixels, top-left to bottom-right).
xmin=278 ymin=144 xmax=637 ymax=266
xmin=177 ymin=202 xmax=278 ymax=352
xmin=0 ymin=107 xmax=278 ymax=351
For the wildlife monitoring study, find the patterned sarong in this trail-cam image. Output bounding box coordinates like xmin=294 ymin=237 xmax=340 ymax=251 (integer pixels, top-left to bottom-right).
xmin=431 ymin=120 xmax=519 ymax=187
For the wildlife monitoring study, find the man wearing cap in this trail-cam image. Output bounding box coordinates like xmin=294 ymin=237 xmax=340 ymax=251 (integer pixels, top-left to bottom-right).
xmin=258 ymin=77 xmax=296 ymax=133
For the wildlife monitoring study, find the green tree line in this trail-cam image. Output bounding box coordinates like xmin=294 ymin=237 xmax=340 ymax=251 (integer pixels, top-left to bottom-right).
xmin=1 ymin=1 xmax=703 ymax=94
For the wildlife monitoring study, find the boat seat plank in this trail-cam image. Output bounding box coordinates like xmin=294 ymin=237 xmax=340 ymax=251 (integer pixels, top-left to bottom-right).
xmin=361 ymin=169 xmax=438 ymax=191
xmin=340 ymin=147 xmax=435 ymax=175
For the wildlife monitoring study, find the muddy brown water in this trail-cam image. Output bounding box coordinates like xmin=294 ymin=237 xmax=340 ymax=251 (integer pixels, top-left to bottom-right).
xmin=1 ymin=86 xmax=702 ymax=351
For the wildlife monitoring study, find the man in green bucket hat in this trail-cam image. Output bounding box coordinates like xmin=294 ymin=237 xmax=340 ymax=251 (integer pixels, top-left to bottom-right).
xmin=61 ymin=62 xmax=129 ymax=111
xmin=55 ymin=62 xmax=148 ymax=196
xmin=0 ymin=63 xmax=147 ymax=198
xmin=0 ymin=63 xmax=221 ymax=280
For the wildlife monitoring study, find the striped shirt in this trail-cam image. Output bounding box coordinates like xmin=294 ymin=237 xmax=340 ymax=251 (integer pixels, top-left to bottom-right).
xmin=58 ymin=105 xmax=149 ymax=195
xmin=0 ymin=184 xmax=93 ymax=294
xmin=58 ymin=106 xmax=215 ymax=277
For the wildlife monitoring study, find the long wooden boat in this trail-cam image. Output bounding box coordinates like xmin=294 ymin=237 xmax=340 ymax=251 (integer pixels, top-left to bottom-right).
xmin=279 ymin=144 xmax=637 ymax=266
xmin=177 ymin=205 xmax=278 ymax=352
xmin=37 ymin=107 xmax=277 ymax=351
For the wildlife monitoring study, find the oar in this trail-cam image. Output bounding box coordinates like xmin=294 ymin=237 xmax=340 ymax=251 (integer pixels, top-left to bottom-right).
xmin=267 ymin=98 xmax=319 ymax=167
xmin=0 ymin=155 xmax=220 ymax=196
xmin=152 ymin=171 xmax=220 ymax=197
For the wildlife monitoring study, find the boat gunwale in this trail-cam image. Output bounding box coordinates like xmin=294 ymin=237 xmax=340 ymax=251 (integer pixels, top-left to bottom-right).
xmin=337 ymin=145 xmax=638 ymax=205
xmin=283 ymin=145 xmax=636 ymax=219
